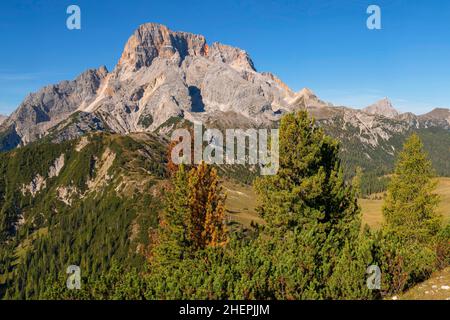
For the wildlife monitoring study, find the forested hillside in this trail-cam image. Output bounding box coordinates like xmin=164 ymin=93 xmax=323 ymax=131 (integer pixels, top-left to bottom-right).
xmin=320 ymin=120 xmax=450 ymax=196
xmin=0 ymin=133 xmax=167 ymax=299
xmin=0 ymin=112 xmax=449 ymax=300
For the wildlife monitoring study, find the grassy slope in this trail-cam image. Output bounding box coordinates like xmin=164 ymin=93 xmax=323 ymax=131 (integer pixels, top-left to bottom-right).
xmin=223 ymin=181 xmax=263 ymax=227
xmin=225 ymin=177 xmax=450 ymax=301
xmin=360 ymin=177 xmax=450 ymax=229
xmin=225 ymin=178 xmax=450 ymax=229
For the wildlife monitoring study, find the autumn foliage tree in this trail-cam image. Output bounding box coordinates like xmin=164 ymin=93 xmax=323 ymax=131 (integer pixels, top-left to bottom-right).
xmin=188 ymin=162 xmax=227 ymax=248
xmin=154 ymin=161 xmax=227 ymax=265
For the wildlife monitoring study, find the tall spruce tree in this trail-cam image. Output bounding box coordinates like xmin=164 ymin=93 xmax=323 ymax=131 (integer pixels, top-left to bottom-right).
xmin=383 ymin=133 xmax=441 ymax=242
xmin=254 ymin=110 xmax=366 ymax=299
xmin=379 ymin=134 xmax=443 ymax=295
xmin=152 ymin=164 xmax=190 ymax=265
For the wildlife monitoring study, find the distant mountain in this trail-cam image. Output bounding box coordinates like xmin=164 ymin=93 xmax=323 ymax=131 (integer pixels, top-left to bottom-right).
xmin=420 ymin=107 xmax=450 ymax=122
xmin=1 ymin=22 xmax=450 ymax=179
xmin=289 ymin=87 xmax=330 ymax=109
xmin=0 ymin=115 xmax=7 ymax=125
xmin=0 ymin=23 xmax=301 ymax=149
xmin=363 ymin=98 xmax=399 ymax=119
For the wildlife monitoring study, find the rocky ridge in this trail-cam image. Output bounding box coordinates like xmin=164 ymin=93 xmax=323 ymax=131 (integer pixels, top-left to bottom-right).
xmin=0 ymin=22 xmax=449 ymax=155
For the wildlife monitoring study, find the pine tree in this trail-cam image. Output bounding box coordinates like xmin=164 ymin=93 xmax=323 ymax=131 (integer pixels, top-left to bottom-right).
xmin=147 ymin=162 xmax=228 ymax=299
xmin=379 ymin=134 xmax=443 ymax=295
xmin=383 ymin=133 xmax=441 ymax=242
xmin=255 ymin=110 xmax=361 ymax=239
xmin=152 ymin=164 xmax=190 ymax=265
xmin=352 ymin=166 xmax=363 ymax=198
xmin=254 ymin=110 xmax=364 ymax=299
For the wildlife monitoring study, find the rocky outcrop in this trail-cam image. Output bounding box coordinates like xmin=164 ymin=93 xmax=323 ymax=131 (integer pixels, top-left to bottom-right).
xmin=21 ymin=154 xmax=66 ymax=197
xmin=49 ymin=154 xmax=65 ymax=178
xmin=0 ymin=125 xmax=22 ymax=151
xmin=86 ymin=148 xmax=116 ymax=191
xmin=421 ymin=108 xmax=450 ymax=121
xmin=117 ymin=23 xmax=208 ymax=75
xmin=21 ymin=174 xmax=46 ymax=197
xmin=289 ymin=88 xmax=330 ymax=110
xmin=56 ymin=186 xmax=79 ymax=206
xmin=418 ymin=108 xmax=450 ymax=128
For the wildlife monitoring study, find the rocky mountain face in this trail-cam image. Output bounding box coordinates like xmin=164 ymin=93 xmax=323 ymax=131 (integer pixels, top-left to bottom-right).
xmin=0 ymin=22 xmax=450 ymax=177
xmin=0 ymin=23 xmax=336 ymax=150
xmin=0 ymin=67 xmax=108 ymax=147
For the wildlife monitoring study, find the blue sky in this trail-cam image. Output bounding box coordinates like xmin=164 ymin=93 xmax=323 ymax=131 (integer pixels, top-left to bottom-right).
xmin=1 ymin=0 xmax=450 ymax=115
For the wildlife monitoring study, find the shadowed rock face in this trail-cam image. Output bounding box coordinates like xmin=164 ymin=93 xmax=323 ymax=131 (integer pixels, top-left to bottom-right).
xmin=188 ymin=86 xmax=205 ymax=112
xmin=1 ymin=22 xmax=450 ymax=153
xmin=0 ymin=125 xmax=21 ymax=151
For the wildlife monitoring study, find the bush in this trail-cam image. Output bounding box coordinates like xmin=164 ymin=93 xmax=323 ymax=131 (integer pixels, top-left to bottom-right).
xmin=435 ymin=224 xmax=450 ymax=269
xmin=377 ymin=233 xmax=436 ymax=296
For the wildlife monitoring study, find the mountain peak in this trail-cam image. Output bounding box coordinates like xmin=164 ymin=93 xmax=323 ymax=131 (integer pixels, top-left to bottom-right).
xmin=208 ymin=42 xmax=255 ymax=71
xmin=290 ymin=87 xmax=329 ymax=109
xmin=116 ymin=22 xmax=258 ymax=74
xmin=297 ymin=87 xmax=315 ymax=97
xmin=117 ymin=23 xmax=208 ymax=72
xmin=363 ymin=97 xmax=399 ymax=118
xmin=421 ymin=107 xmax=450 ymax=120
